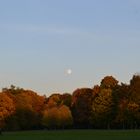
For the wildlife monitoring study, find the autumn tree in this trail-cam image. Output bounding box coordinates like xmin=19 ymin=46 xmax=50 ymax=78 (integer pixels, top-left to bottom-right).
xmin=46 ymin=94 xmax=62 ymax=108
xmin=42 ymin=105 xmax=73 ymax=129
xmin=101 ymin=76 xmax=118 ymax=89
xmin=59 ymin=105 xmax=73 ymax=128
xmin=112 ymin=83 xmax=130 ymax=128
xmin=71 ymin=88 xmax=93 ymax=128
xmin=126 ymin=102 xmax=140 ymax=128
xmin=0 ymin=93 xmax=15 ymax=129
xmin=93 ymin=85 xmax=100 ymax=97
xmin=127 ymin=75 xmax=140 ymax=128
xmin=129 ymin=75 xmax=140 ymax=104
xmin=1 ymin=74 xmax=140 ymax=130
xmin=61 ymin=93 xmax=72 ymax=108
xmin=91 ymin=88 xmax=115 ymax=128
xmin=3 ymin=86 xmax=46 ymax=130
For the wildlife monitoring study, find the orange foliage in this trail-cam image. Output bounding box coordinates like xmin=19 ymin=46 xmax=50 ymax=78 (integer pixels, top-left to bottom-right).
xmin=14 ymin=90 xmax=46 ymax=114
xmin=101 ymin=76 xmax=118 ymax=89
xmin=0 ymin=93 xmax=15 ymax=127
xmin=42 ymin=105 xmax=73 ymax=128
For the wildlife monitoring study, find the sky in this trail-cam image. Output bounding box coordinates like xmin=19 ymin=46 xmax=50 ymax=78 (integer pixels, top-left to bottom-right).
xmin=0 ymin=0 xmax=140 ymax=96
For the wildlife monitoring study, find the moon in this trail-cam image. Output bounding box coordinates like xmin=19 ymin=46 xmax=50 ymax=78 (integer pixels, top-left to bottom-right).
xmin=66 ymin=69 xmax=72 ymax=75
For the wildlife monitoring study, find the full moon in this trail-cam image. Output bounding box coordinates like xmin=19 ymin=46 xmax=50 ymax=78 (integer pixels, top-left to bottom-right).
xmin=66 ymin=69 xmax=72 ymax=75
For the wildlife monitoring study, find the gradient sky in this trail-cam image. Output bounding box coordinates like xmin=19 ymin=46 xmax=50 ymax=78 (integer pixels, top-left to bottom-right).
xmin=0 ymin=0 xmax=140 ymax=96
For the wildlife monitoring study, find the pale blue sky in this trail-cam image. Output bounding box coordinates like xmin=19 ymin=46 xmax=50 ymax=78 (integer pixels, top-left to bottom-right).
xmin=0 ymin=0 xmax=140 ymax=95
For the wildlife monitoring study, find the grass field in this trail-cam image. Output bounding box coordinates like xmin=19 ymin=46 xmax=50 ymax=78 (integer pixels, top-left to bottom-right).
xmin=1 ymin=130 xmax=140 ymax=140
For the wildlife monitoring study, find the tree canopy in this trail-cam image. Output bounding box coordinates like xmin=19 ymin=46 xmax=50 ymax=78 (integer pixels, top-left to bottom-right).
xmin=0 ymin=74 xmax=140 ymax=130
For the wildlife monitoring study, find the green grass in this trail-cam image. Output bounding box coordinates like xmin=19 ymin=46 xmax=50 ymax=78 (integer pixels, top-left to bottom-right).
xmin=1 ymin=130 xmax=140 ymax=140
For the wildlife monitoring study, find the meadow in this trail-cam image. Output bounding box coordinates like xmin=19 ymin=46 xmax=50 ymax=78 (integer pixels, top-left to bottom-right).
xmin=1 ymin=130 xmax=140 ymax=140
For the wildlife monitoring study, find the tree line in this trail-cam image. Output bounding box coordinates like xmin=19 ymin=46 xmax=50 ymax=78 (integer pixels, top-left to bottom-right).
xmin=0 ymin=74 xmax=140 ymax=130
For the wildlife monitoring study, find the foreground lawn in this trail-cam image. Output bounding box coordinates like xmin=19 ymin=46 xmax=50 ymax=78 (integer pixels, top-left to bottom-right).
xmin=1 ymin=130 xmax=140 ymax=140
